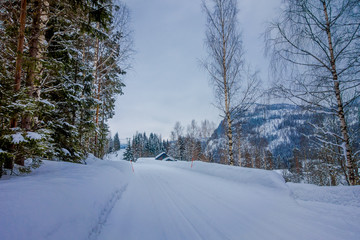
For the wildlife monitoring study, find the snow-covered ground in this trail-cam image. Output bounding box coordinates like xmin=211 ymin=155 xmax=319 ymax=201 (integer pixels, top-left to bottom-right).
xmin=103 ymin=148 xmax=126 ymax=161
xmin=1 ymin=153 xmax=359 ymax=240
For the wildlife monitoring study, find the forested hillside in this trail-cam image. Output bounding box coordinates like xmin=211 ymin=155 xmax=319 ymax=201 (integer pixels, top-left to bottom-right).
xmin=206 ymin=103 xmax=360 ymax=185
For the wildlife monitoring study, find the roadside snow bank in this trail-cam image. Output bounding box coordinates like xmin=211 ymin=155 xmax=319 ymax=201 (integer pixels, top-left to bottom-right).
xmin=288 ymin=182 xmax=360 ymax=207
xmin=103 ymin=149 xmax=126 ymax=161
xmin=136 ymin=159 xmax=288 ymax=191
xmin=0 ymin=157 xmax=131 ymax=240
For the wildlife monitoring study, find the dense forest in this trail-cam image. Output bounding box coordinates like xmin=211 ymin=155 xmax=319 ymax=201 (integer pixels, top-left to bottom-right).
xmin=0 ymin=0 xmax=133 ymax=175
xmin=118 ymin=120 xmax=216 ymax=162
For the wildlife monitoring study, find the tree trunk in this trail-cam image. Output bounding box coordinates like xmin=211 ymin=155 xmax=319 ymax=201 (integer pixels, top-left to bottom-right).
xmin=237 ymin=128 xmax=242 ymax=166
xmin=10 ymin=0 xmax=28 ymax=167
xmin=26 ymin=0 xmax=42 ymax=98
xmin=93 ymin=27 xmax=100 ymax=154
xmin=323 ymin=1 xmax=359 ymax=185
xmin=330 ymin=172 xmax=337 ymax=186
xmin=36 ymin=0 xmax=48 ymax=99
xmin=11 ymin=0 xmax=27 ymax=129
xmin=22 ymin=0 xmax=45 ymax=131
xmin=27 ymin=0 xmax=48 ymax=95
xmin=226 ymin=111 xmax=234 ymax=165
xmin=95 ymin=73 xmax=101 ymax=137
xmin=222 ymin=16 xmax=234 ymax=166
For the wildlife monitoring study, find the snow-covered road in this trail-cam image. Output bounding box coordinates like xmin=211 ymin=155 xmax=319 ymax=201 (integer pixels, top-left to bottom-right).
xmin=98 ymin=159 xmax=360 ymax=240
xmin=1 ymin=156 xmax=359 ymax=240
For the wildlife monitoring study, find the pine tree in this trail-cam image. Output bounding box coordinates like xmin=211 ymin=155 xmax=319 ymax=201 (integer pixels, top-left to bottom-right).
xmin=264 ymin=150 xmax=273 ymax=170
xmin=0 ymin=0 xmax=53 ymax=167
xmin=113 ymin=132 xmax=120 ymax=151
xmin=123 ymin=140 xmax=134 ymax=161
xmin=0 ymin=0 xmax=133 ymax=173
xmin=107 ymin=136 xmax=114 ymax=153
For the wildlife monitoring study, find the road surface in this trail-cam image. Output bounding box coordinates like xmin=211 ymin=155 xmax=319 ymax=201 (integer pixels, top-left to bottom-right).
xmin=97 ymin=159 xmax=357 ymax=240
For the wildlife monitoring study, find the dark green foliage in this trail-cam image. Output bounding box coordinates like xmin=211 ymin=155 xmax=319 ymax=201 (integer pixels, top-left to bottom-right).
xmin=0 ymin=152 xmax=14 ymax=176
xmin=130 ymin=132 xmax=165 ymax=159
xmin=123 ymin=140 xmax=134 ymax=161
xmin=0 ymin=0 xmax=132 ymax=175
xmin=113 ymin=133 xmax=120 ymax=151
xmin=107 ymin=136 xmax=114 ymax=153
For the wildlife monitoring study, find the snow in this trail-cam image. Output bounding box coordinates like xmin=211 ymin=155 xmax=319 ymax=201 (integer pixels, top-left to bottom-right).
xmin=288 ymin=182 xmax=360 ymax=207
xmin=155 ymin=151 xmax=167 ymax=159
xmin=162 ymin=159 xmax=287 ymax=190
xmin=103 ymin=149 xmax=126 ymax=161
xmin=61 ymin=148 xmax=71 ymax=155
xmin=10 ymin=132 xmax=26 ymax=144
xmin=0 ymin=159 xmax=131 ymax=240
xmin=163 ymin=156 xmax=176 ymax=161
xmin=39 ymin=99 xmax=55 ymax=108
xmin=26 ymin=132 xmax=42 ymax=140
xmin=9 ymin=131 xmax=45 ymax=144
xmin=1 ymin=156 xmax=359 ymax=240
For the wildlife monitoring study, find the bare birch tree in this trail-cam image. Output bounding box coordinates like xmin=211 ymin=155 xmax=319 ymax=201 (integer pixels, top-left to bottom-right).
xmin=202 ymin=0 xmax=261 ymax=165
xmin=266 ymin=0 xmax=360 ymax=185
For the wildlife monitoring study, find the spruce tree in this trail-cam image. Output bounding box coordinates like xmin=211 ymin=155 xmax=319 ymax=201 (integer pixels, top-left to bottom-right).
xmin=123 ymin=140 xmax=134 ymax=161
xmin=113 ymin=133 xmax=120 ymax=151
xmin=0 ymin=0 xmax=133 ymax=173
xmin=108 ymin=136 xmax=114 ymax=153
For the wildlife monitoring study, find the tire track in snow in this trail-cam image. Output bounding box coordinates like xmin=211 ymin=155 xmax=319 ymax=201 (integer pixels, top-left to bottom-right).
xmin=140 ymin=171 xmax=169 ymax=240
xmin=155 ymin=171 xmax=233 ymax=240
xmin=150 ymin=174 xmax=207 ymax=240
xmin=88 ymin=184 xmax=128 ymax=240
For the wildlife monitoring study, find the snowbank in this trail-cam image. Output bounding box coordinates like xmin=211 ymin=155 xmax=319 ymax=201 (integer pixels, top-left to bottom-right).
xmin=0 ymin=157 xmax=132 ymax=240
xmin=136 ymin=159 xmax=288 ymax=191
xmin=288 ymin=182 xmax=360 ymax=207
xmin=102 ymin=149 xmax=126 ymax=161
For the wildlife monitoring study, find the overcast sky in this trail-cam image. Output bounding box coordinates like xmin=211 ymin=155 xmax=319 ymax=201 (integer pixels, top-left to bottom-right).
xmin=108 ymin=0 xmax=282 ymax=141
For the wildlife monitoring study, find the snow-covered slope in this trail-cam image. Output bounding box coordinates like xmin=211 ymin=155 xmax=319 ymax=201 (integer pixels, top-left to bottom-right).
xmin=209 ymin=103 xmax=360 ymax=164
xmin=160 ymin=159 xmax=287 ymax=191
xmin=0 ymin=157 xmax=359 ymax=240
xmin=210 ymin=104 xmax=315 ymax=161
xmin=0 ymin=156 xmax=132 ymax=240
xmin=103 ymin=149 xmax=126 ymax=161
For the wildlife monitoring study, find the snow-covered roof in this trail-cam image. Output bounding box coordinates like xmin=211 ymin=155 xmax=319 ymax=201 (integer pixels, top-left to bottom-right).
xmin=155 ymin=152 xmax=168 ymax=160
